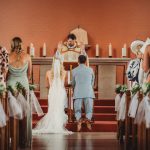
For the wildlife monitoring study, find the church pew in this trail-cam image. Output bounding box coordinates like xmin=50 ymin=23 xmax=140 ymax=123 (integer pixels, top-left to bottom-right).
xmin=0 ymin=91 xmax=32 ymax=149
xmin=125 ymin=91 xmax=150 ymax=150
xmin=0 ymin=94 xmax=9 ymax=150
xmin=124 ymin=90 xmax=132 ymax=149
xmin=9 ymin=118 xmax=18 ymax=150
xmin=117 ymin=90 xmax=134 ymax=148
xmin=146 ymin=128 xmax=150 ymax=150
xmin=130 ymin=91 xmax=139 ymax=150
xmin=137 ymin=92 xmax=147 ymax=150
xmin=117 ymin=92 xmax=125 ymax=143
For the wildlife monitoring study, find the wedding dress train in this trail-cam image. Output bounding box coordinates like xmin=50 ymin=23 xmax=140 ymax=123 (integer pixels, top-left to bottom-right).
xmin=33 ymin=59 xmax=72 ymax=134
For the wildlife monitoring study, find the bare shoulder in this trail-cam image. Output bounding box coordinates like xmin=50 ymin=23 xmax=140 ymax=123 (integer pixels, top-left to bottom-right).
xmin=63 ymin=70 xmax=67 ymax=74
xmin=147 ymin=45 xmax=150 ymax=54
xmin=24 ymin=52 xmax=31 ymax=59
xmin=46 ymin=70 xmax=51 ymax=76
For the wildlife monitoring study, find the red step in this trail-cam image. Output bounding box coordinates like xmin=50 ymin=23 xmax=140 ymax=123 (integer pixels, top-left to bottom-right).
xmin=38 ymin=99 xmax=115 ymax=106
xmin=38 ymin=99 xmax=48 ymax=106
xmin=40 ymin=106 xmax=115 ymax=114
xmin=34 ymin=91 xmax=40 ymax=98
xmin=93 ymin=113 xmax=116 ymax=121
xmin=32 ymin=120 xmax=117 ymax=132
xmin=66 ymin=121 xmax=117 ymax=132
xmin=94 ymin=99 xmax=115 ymax=106
xmin=94 ymin=106 xmax=115 ymax=113
xmin=33 ymin=113 xmax=116 ymax=121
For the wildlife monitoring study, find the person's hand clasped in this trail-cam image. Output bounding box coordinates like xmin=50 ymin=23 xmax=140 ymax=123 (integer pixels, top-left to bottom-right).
xmin=57 ymin=41 xmax=63 ymax=51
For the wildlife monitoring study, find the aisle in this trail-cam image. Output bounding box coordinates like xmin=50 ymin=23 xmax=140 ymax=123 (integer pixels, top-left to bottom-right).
xmin=31 ymin=132 xmax=124 ymax=150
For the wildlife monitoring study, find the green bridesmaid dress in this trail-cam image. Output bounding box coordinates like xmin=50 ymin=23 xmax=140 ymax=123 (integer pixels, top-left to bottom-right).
xmin=7 ymin=62 xmax=32 ymax=148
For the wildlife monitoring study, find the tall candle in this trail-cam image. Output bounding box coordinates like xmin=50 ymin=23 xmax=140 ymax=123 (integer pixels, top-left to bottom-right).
xmin=30 ymin=43 xmax=35 ymax=57
xmin=109 ymin=43 xmax=112 ymax=57
xmin=122 ymin=43 xmax=127 ymax=57
xmin=95 ymin=44 xmax=99 ymax=57
xmin=68 ymin=71 xmax=70 ymax=84
xmin=43 ymin=42 xmax=46 ymax=57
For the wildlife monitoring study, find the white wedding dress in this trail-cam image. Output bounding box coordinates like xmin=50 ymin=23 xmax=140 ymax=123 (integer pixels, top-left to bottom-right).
xmin=33 ymin=60 xmax=72 ymax=134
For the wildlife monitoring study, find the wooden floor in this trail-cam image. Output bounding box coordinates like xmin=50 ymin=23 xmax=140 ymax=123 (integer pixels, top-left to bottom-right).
xmin=28 ymin=132 xmax=124 ymax=150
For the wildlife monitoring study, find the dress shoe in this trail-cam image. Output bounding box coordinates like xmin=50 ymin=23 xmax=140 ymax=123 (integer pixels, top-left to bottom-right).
xmin=85 ymin=119 xmax=92 ymax=131
xmin=77 ymin=119 xmax=82 ymax=132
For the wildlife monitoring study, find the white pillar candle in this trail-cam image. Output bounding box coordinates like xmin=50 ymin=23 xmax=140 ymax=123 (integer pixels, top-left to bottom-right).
xmin=43 ymin=42 xmax=46 ymax=57
xmin=30 ymin=43 xmax=35 ymax=57
xmin=109 ymin=43 xmax=112 ymax=57
xmin=122 ymin=43 xmax=127 ymax=57
xmin=68 ymin=71 xmax=70 ymax=84
xmin=95 ymin=44 xmax=99 ymax=57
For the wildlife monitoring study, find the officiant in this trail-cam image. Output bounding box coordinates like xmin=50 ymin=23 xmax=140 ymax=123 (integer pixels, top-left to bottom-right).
xmin=61 ymin=33 xmax=85 ymax=62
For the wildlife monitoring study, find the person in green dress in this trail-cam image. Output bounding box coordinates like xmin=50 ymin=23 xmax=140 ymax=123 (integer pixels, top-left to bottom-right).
xmin=7 ymin=37 xmax=32 ymax=148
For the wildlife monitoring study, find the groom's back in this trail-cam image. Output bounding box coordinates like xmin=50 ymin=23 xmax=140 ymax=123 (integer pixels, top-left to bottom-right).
xmin=72 ymin=64 xmax=95 ymax=99
xmin=73 ymin=65 xmax=93 ymax=84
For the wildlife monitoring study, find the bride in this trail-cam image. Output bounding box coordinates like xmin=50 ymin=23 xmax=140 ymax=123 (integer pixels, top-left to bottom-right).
xmin=33 ymin=51 xmax=72 ymax=134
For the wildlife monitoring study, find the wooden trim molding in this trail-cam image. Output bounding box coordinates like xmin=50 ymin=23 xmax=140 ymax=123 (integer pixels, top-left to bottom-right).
xmin=32 ymin=57 xmax=131 ymax=65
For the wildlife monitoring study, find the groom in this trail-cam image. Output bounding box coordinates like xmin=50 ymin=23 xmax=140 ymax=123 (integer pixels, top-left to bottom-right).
xmin=71 ymin=55 xmax=95 ymax=131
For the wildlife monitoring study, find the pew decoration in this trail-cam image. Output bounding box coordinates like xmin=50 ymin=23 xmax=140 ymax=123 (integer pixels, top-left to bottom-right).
xmin=0 ymin=82 xmax=43 ymax=149
xmin=7 ymin=82 xmax=44 ymax=119
xmin=29 ymin=84 xmax=44 ymax=116
xmin=128 ymin=83 xmax=141 ymax=118
xmin=135 ymin=82 xmax=150 ymax=128
xmin=115 ymin=82 xmax=150 ymax=128
xmin=118 ymin=85 xmax=127 ymax=121
xmin=115 ymin=84 xmax=121 ymax=120
xmin=7 ymin=83 xmax=29 ymax=119
xmin=0 ymin=83 xmax=7 ymax=127
xmin=116 ymin=82 xmax=150 ymax=149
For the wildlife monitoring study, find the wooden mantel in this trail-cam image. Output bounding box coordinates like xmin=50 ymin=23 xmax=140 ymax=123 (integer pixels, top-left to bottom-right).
xmin=32 ymin=57 xmax=131 ymax=65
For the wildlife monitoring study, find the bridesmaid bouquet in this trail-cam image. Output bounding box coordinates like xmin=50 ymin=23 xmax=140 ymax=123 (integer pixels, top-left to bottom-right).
xmin=7 ymin=85 xmax=16 ymax=96
xmin=16 ymin=82 xmax=27 ymax=97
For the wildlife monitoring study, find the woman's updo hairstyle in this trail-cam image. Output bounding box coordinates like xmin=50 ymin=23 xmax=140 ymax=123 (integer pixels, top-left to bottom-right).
xmin=11 ymin=37 xmax=22 ymax=53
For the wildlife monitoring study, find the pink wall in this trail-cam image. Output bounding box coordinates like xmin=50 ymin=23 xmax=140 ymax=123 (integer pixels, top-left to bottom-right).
xmin=0 ymin=0 xmax=150 ymax=58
